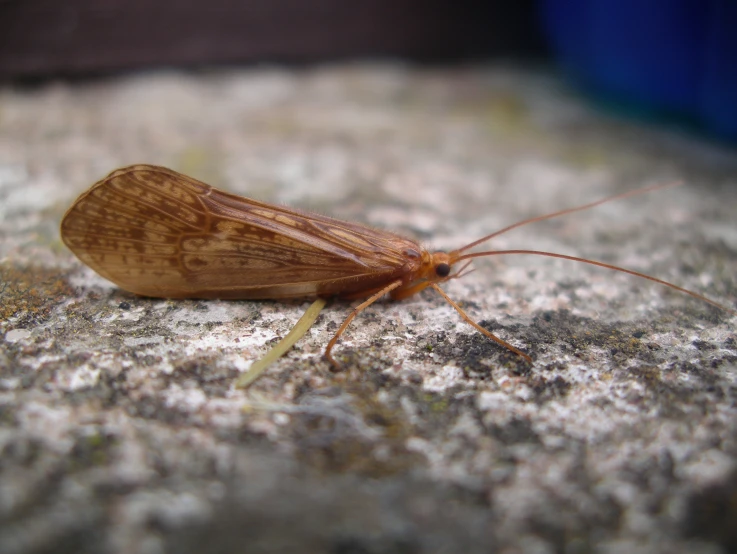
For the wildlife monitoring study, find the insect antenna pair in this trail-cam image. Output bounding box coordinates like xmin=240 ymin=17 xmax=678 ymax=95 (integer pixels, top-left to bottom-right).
xmin=60 ymin=166 xmax=735 ymax=388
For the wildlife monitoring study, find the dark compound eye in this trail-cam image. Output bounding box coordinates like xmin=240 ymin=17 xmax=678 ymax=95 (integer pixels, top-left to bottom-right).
xmin=435 ymin=263 xmax=451 ymax=277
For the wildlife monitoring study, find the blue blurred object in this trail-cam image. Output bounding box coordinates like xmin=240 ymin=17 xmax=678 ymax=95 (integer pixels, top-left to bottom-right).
xmin=539 ymin=0 xmax=737 ymax=141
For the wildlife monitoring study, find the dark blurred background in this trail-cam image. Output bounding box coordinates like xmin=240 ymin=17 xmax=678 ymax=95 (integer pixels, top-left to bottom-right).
xmin=1 ymin=0 xmax=736 ymax=141
xmin=0 ymin=0 xmax=547 ymax=76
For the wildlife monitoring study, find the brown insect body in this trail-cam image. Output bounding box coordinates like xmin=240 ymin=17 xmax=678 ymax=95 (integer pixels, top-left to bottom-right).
xmin=62 ymin=165 xmax=733 ymax=367
xmin=61 ymin=165 xmax=447 ymax=301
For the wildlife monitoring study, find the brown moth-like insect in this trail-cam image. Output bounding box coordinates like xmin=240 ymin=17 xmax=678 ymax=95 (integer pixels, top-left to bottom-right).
xmin=61 ymin=165 xmax=733 ymax=371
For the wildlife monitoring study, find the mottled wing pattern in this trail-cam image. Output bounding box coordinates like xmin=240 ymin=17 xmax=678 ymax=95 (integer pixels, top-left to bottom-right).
xmin=61 ymin=165 xmax=421 ymax=299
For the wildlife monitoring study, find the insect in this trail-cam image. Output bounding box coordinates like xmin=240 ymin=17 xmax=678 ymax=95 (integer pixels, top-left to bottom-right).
xmin=61 ymin=165 xmax=734 ymax=385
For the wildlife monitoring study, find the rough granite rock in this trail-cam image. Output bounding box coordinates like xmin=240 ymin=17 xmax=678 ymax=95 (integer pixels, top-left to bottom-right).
xmin=1 ymin=65 xmax=736 ymax=554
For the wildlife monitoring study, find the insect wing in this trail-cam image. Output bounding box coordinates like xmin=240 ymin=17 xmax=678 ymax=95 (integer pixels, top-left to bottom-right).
xmin=61 ymin=165 xmax=419 ymax=299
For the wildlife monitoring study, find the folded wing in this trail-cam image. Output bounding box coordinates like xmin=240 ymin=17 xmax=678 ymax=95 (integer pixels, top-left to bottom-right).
xmin=61 ymin=165 xmax=419 ymax=299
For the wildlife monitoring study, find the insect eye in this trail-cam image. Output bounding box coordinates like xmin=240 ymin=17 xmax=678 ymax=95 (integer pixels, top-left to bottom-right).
xmin=435 ymin=263 xmax=451 ymax=277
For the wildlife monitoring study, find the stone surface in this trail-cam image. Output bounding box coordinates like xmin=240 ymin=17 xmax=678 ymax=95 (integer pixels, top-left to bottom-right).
xmin=1 ymin=65 xmax=736 ymax=554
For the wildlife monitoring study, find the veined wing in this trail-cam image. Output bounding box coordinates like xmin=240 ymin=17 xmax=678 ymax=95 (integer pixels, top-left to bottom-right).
xmin=61 ymin=165 xmax=421 ymax=298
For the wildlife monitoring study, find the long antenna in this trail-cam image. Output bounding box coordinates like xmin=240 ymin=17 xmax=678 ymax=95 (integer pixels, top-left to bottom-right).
xmin=456 ymin=249 xmax=736 ymax=314
xmin=453 ymin=181 xmax=682 ymax=255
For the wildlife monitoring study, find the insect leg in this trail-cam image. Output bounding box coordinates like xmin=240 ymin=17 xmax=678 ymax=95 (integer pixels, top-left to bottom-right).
xmin=430 ymin=283 xmax=532 ymax=362
xmin=391 ymin=281 xmax=433 ymax=301
xmin=341 ymin=284 xmax=398 ymax=301
xmin=325 ymin=280 xmax=403 ymax=369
